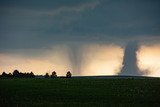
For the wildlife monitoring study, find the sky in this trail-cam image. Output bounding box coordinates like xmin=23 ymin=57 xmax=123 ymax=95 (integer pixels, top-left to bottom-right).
xmin=0 ymin=0 xmax=160 ymax=76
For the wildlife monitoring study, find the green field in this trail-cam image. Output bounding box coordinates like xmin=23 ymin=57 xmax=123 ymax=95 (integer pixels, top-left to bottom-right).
xmin=0 ymin=77 xmax=160 ymax=107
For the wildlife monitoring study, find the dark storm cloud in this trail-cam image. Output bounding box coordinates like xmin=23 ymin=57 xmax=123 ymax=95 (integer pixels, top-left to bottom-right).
xmin=0 ymin=0 xmax=160 ymax=76
xmin=70 ymin=0 xmax=160 ymax=36
xmin=0 ymin=0 xmax=160 ymax=50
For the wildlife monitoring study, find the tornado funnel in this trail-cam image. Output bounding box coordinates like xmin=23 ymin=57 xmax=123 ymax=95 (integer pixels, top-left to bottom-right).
xmin=119 ymin=41 xmax=140 ymax=76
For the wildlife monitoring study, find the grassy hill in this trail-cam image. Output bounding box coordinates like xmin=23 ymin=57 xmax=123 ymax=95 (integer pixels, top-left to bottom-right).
xmin=0 ymin=77 xmax=160 ymax=107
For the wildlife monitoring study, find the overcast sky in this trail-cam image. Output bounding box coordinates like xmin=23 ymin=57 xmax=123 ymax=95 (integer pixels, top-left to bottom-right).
xmin=0 ymin=0 xmax=160 ymax=50
xmin=0 ymin=0 xmax=160 ymax=76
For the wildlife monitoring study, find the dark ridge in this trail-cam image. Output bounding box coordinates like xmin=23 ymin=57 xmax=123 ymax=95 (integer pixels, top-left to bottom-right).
xmin=71 ymin=75 xmax=160 ymax=79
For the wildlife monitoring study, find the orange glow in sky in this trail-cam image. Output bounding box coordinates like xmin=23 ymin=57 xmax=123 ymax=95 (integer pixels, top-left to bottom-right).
xmin=137 ymin=44 xmax=160 ymax=77
xmin=0 ymin=44 xmax=124 ymax=76
xmin=0 ymin=45 xmax=72 ymax=76
xmin=80 ymin=44 xmax=124 ymax=76
xmin=1 ymin=44 xmax=160 ymax=77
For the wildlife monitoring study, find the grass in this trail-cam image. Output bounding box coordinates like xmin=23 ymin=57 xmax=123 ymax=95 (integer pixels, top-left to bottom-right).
xmin=0 ymin=77 xmax=160 ymax=107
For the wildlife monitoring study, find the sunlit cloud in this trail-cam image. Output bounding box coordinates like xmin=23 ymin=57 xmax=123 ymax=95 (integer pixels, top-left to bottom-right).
xmin=80 ymin=44 xmax=124 ymax=76
xmin=137 ymin=44 xmax=160 ymax=77
xmin=0 ymin=44 xmax=124 ymax=76
xmin=0 ymin=45 xmax=72 ymax=76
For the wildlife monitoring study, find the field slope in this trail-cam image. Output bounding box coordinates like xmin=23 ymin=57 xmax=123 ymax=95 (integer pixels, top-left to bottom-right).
xmin=0 ymin=77 xmax=160 ymax=107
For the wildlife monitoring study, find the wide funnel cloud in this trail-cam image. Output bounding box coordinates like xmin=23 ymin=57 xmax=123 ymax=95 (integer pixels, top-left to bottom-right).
xmin=119 ymin=41 xmax=140 ymax=76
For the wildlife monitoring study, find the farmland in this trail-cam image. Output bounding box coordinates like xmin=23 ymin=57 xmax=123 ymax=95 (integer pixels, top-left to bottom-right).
xmin=0 ymin=77 xmax=160 ymax=107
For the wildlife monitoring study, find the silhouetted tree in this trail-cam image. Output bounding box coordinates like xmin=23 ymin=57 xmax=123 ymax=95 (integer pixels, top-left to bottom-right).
xmin=45 ymin=73 xmax=49 ymax=78
xmin=19 ymin=72 xmax=24 ymax=77
xmin=0 ymin=72 xmax=13 ymax=77
xmin=26 ymin=72 xmax=30 ymax=77
xmin=66 ymin=71 xmax=72 ymax=78
xmin=13 ymin=69 xmax=20 ymax=77
xmin=1 ymin=70 xmax=35 ymax=78
xmin=30 ymin=72 xmax=35 ymax=78
xmin=12 ymin=70 xmax=35 ymax=78
xmin=8 ymin=73 xmax=13 ymax=77
xmin=2 ymin=72 xmax=7 ymax=77
xmin=51 ymin=71 xmax=57 ymax=78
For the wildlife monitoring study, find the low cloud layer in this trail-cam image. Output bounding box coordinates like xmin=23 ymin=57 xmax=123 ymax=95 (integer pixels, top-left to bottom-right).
xmin=0 ymin=0 xmax=160 ymax=50
xmin=137 ymin=44 xmax=160 ymax=77
xmin=0 ymin=46 xmax=72 ymax=75
xmin=0 ymin=0 xmax=160 ymax=76
xmin=0 ymin=44 xmax=123 ymax=76
xmin=80 ymin=44 xmax=123 ymax=76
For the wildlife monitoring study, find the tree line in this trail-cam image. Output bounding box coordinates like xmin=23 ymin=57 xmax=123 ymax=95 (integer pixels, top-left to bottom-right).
xmin=44 ymin=71 xmax=71 ymax=78
xmin=0 ymin=70 xmax=72 ymax=78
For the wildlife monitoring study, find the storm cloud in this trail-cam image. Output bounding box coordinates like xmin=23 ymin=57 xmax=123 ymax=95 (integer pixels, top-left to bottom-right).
xmin=0 ymin=0 xmax=160 ymax=76
xmin=0 ymin=0 xmax=160 ymax=50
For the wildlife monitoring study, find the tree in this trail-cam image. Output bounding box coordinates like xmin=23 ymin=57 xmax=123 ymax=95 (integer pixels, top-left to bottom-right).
xmin=13 ymin=69 xmax=20 ymax=77
xmin=1 ymin=72 xmax=13 ymax=77
xmin=1 ymin=70 xmax=35 ymax=78
xmin=45 ymin=73 xmax=49 ymax=78
xmin=30 ymin=72 xmax=35 ymax=78
xmin=51 ymin=71 xmax=57 ymax=78
xmin=8 ymin=73 xmax=12 ymax=77
xmin=66 ymin=71 xmax=72 ymax=78
xmin=2 ymin=72 xmax=7 ymax=77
